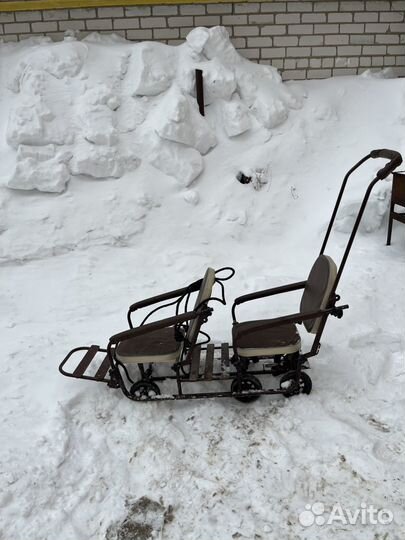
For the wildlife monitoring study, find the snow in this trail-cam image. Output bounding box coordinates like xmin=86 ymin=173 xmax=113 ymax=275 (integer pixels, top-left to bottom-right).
xmin=1 ymin=27 xmax=301 ymax=194
xmin=150 ymin=86 xmax=217 ymax=155
xmin=1 ymin=28 xmax=405 ymax=540
xmin=131 ymin=42 xmax=176 ymax=97
xmin=8 ymin=144 xmax=72 ymax=192
xmin=222 ymin=98 xmax=251 ymax=138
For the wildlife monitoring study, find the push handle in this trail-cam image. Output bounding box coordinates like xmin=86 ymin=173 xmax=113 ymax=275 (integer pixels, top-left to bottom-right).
xmin=370 ymin=149 xmax=403 ymax=180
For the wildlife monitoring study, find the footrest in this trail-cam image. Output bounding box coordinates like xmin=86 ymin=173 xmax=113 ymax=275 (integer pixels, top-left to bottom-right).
xmin=204 ymin=344 xmax=215 ymax=380
xmin=189 ymin=346 xmax=202 ymax=381
xmin=221 ymin=343 xmax=230 ymax=368
xmin=184 ymin=342 xmax=232 ymax=382
xmin=59 ymin=345 xmax=112 ymax=383
xmin=72 ymin=345 xmax=99 ymax=377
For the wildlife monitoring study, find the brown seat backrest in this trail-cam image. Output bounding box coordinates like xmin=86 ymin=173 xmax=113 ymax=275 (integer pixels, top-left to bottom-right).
xmin=300 ymin=255 xmax=337 ymax=334
xmin=186 ymin=267 xmax=216 ymax=344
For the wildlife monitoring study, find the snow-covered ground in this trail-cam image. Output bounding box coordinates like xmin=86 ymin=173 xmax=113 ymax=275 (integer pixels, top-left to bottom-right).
xmin=0 ymin=28 xmax=404 ymax=540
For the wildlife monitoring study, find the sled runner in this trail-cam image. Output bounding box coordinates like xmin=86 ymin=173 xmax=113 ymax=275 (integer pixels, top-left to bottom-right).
xmin=59 ymin=149 xmax=402 ymax=402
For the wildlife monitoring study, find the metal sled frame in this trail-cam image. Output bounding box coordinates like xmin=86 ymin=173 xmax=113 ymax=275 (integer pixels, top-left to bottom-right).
xmin=59 ymin=340 xmax=314 ymax=402
xmin=59 ymin=149 xmax=403 ymax=402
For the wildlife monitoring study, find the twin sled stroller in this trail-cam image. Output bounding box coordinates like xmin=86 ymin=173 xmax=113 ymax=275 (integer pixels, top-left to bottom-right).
xmin=60 ymin=150 xmax=403 ymax=402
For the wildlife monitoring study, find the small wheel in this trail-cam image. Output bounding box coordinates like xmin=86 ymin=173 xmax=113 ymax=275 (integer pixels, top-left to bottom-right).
xmin=130 ymin=380 xmax=161 ymax=400
xmin=231 ymin=375 xmax=262 ymax=403
xmin=107 ymin=368 xmax=121 ymax=389
xmin=279 ymin=371 xmax=312 ymax=397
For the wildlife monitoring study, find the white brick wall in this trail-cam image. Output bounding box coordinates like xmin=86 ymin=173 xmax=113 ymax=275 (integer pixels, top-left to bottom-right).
xmin=0 ymin=0 xmax=404 ymax=79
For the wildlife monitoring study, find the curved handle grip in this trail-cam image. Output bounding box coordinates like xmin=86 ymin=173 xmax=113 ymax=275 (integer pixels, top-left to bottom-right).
xmin=370 ymin=149 xmax=403 ymax=180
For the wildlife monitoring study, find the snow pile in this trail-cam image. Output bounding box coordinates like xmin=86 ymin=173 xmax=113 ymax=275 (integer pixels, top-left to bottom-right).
xmin=0 ymin=32 xmax=405 ymax=540
xmin=335 ymin=181 xmax=392 ymax=233
xmin=2 ymin=27 xmax=301 ymax=193
xmin=8 ymin=144 xmax=72 ymax=192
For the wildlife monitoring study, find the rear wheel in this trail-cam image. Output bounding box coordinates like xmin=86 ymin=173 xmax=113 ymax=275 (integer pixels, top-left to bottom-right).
xmin=280 ymin=371 xmax=312 ymax=397
xmin=231 ymin=374 xmax=262 ymax=403
xmin=130 ymin=380 xmax=161 ymax=400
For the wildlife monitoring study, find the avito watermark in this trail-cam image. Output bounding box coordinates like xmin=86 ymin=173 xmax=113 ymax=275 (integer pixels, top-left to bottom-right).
xmin=299 ymin=502 xmax=393 ymax=527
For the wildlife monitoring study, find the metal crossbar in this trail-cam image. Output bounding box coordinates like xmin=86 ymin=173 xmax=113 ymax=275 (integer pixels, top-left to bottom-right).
xmin=204 ymin=344 xmax=215 ymax=380
xmin=72 ymin=345 xmax=99 ymax=377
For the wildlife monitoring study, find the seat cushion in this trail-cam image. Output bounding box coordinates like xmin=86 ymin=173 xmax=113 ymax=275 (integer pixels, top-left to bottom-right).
xmin=116 ymin=327 xmax=183 ymax=364
xmin=233 ymin=320 xmax=301 ymax=357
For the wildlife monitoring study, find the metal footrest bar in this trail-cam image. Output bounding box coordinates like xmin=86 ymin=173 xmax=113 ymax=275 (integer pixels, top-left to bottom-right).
xmin=184 ymin=342 xmax=232 ymax=382
xmin=204 ymin=344 xmax=215 ymax=380
xmin=221 ymin=342 xmax=230 ymax=368
xmin=72 ymin=345 xmax=99 ymax=377
xmin=189 ymin=346 xmax=201 ymax=381
xmin=59 ymin=346 xmax=112 ymax=384
xmin=94 ymin=355 xmax=111 ymax=381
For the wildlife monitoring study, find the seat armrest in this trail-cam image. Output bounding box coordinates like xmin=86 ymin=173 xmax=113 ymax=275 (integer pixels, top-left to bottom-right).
xmin=232 ymin=281 xmax=306 ymax=322
xmin=234 ymin=280 xmax=306 ymax=305
xmin=235 ymin=304 xmax=349 ymax=342
xmin=129 ymin=279 xmax=202 ymax=313
xmin=110 ymin=309 xmax=209 ymax=345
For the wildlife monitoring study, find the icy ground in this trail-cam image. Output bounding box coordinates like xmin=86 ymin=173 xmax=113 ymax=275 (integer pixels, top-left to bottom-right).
xmin=0 ymin=30 xmax=405 ymax=540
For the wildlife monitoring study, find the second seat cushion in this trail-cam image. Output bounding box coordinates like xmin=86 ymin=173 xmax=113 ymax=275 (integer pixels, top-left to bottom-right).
xmin=233 ymin=320 xmax=301 ymax=357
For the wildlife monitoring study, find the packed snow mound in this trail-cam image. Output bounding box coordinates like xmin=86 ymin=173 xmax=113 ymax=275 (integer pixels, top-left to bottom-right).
xmin=360 ymin=67 xmax=396 ymax=79
xmin=335 ymin=181 xmax=392 ymax=233
xmin=130 ymin=42 xmax=176 ymax=96
xmin=69 ymin=141 xmax=139 ymax=179
xmin=222 ymin=98 xmax=251 ymax=137
xmin=0 ymin=33 xmax=405 ymax=540
xmin=8 ymin=41 xmax=88 ymax=93
xmin=149 ymin=85 xmax=217 ymax=155
xmin=8 ymin=144 xmax=72 ymax=192
xmin=1 ymin=27 xmax=302 ymax=193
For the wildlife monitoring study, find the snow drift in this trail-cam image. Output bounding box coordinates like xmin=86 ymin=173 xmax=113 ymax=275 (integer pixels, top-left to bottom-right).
xmin=2 ymin=26 xmax=302 ymax=192
xmin=0 ymin=29 xmax=404 ymax=540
